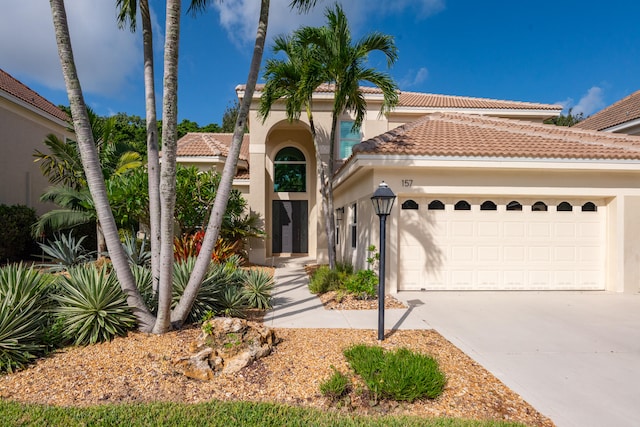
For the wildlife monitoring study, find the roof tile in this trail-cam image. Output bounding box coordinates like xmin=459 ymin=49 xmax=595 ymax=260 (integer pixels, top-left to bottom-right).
xmin=0 ymin=68 xmax=69 ymax=122
xmin=573 ymin=90 xmax=640 ymax=131
xmin=176 ymin=133 xmax=250 ymax=161
xmin=352 ymin=113 xmax=640 ymax=161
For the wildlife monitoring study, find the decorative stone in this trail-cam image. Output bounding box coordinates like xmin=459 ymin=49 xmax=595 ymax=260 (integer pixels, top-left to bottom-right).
xmin=175 ymin=317 xmax=278 ymax=379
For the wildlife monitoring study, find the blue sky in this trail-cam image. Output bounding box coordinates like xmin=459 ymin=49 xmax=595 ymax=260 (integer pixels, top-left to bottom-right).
xmin=2 ymin=1 xmax=639 ymax=126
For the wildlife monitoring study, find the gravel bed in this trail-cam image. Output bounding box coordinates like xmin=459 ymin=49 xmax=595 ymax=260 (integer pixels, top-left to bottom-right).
xmin=0 ymin=326 xmax=554 ymax=426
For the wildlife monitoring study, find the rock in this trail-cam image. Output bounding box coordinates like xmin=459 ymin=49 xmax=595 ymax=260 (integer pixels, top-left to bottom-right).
xmin=174 ymin=317 xmax=278 ymax=379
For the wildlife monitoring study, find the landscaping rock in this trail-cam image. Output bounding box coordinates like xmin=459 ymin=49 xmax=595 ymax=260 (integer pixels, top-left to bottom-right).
xmin=174 ymin=317 xmax=278 ymax=379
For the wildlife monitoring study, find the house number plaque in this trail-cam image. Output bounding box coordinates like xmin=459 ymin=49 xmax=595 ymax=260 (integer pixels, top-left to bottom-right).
xmin=401 ymin=179 xmax=413 ymax=187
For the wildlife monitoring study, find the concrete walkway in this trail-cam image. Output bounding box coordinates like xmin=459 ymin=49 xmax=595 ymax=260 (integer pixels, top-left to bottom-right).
xmin=264 ymin=256 xmax=640 ymax=427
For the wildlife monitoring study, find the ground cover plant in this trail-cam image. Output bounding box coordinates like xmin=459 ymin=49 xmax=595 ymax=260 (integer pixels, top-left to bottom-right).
xmin=343 ymin=344 xmax=447 ymax=403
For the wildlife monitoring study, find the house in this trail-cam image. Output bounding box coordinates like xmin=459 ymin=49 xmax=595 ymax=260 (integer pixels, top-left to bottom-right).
xmin=573 ymin=90 xmax=640 ymax=135
xmin=178 ymin=86 xmax=640 ymax=294
xmin=0 ymin=69 xmax=73 ymax=215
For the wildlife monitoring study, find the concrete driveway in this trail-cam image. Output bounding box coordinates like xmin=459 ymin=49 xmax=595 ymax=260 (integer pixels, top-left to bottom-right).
xmin=393 ymin=291 xmax=640 ymax=427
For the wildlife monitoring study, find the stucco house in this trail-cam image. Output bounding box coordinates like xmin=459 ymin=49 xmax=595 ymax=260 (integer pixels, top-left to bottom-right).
xmin=177 ymin=85 xmax=640 ymax=294
xmin=0 ymin=69 xmax=73 ymax=215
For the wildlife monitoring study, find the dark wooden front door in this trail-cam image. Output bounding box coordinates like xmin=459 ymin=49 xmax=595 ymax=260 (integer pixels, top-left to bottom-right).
xmin=272 ymin=200 xmax=308 ymax=253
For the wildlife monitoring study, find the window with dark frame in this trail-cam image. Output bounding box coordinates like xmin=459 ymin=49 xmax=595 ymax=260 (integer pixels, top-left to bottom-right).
xmin=401 ymin=200 xmax=419 ymax=210
xmin=454 ymin=200 xmax=471 ymax=211
xmin=351 ymin=203 xmax=357 ymax=248
xmin=428 ymin=200 xmax=445 ymax=210
xmin=273 ymin=147 xmax=306 ymax=192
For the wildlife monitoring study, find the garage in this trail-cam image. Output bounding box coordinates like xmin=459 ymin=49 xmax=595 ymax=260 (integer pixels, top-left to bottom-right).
xmin=398 ymin=197 xmax=605 ymax=290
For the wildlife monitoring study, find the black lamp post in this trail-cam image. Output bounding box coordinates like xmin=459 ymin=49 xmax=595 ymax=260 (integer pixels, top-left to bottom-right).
xmin=370 ymin=181 xmax=396 ymax=341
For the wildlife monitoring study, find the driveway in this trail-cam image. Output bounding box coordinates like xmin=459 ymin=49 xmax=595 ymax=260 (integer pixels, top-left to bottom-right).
xmin=393 ymin=291 xmax=640 ymax=427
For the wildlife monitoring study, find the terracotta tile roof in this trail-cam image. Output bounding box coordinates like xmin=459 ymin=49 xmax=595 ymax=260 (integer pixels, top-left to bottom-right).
xmin=398 ymin=91 xmax=561 ymax=111
xmin=176 ymin=133 xmax=250 ymax=161
xmin=247 ymin=84 xmax=561 ymax=111
xmin=352 ymin=112 xmax=640 ymax=161
xmin=234 ymin=170 xmax=250 ymax=180
xmin=573 ymin=90 xmax=640 ymax=131
xmin=0 ymin=68 xmax=69 ymax=122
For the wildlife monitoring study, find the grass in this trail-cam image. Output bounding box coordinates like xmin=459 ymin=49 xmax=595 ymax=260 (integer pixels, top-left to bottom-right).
xmin=0 ymin=399 xmax=528 ymax=426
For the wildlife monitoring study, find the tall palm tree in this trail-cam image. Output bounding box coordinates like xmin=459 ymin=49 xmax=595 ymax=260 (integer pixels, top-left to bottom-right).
xmin=49 ymin=0 xmax=155 ymax=330
xmin=116 ymin=0 xmax=161 ymax=296
xmin=261 ymin=4 xmax=399 ymax=268
xmin=170 ymin=0 xmax=319 ymax=327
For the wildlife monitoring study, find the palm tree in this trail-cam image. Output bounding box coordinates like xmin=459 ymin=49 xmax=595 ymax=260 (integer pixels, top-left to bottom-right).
xmin=49 ymin=0 xmax=155 ymax=330
xmin=33 ymin=109 xmax=143 ymax=253
xmin=116 ymin=0 xmax=161 ymax=296
xmin=260 ymin=4 xmax=399 ymax=268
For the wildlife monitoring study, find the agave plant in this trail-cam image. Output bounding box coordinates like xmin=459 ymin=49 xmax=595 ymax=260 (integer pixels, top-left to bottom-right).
xmin=37 ymin=232 xmax=93 ymax=271
xmin=217 ymin=285 xmax=247 ymax=318
xmin=130 ymin=264 xmax=156 ymax=314
xmin=52 ymin=265 xmax=136 ymax=345
xmin=121 ymin=233 xmax=151 ymax=267
xmin=242 ymin=268 xmax=274 ymax=309
xmin=0 ymin=264 xmax=52 ymax=372
xmin=172 ymin=256 xmax=247 ymax=324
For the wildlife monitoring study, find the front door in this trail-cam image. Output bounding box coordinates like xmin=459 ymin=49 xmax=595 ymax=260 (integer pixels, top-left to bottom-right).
xmin=272 ymin=200 xmax=308 ymax=253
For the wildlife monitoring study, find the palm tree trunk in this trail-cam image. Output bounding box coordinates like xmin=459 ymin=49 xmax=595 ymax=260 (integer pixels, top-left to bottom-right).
xmin=50 ymin=0 xmax=155 ymax=331
xmin=153 ymin=0 xmax=181 ymax=334
xmin=140 ymin=0 xmax=161 ymax=295
xmin=325 ymin=113 xmax=339 ymax=269
xmin=171 ymin=0 xmax=270 ymax=326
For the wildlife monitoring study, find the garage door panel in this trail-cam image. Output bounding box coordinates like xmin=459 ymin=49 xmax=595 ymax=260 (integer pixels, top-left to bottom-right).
xmin=398 ymin=197 xmax=605 ymax=291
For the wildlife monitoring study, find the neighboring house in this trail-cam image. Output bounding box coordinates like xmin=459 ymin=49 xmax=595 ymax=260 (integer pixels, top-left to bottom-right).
xmin=0 ymin=69 xmax=73 ymax=215
xmin=176 ymin=132 xmax=250 ymax=194
xmin=574 ymin=89 xmax=640 ymax=135
xmin=177 ymin=85 xmax=640 ymax=294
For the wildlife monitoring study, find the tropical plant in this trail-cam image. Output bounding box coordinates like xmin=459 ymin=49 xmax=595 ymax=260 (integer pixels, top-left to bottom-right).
xmin=0 ymin=204 xmax=37 ymax=261
xmin=0 ymin=264 xmax=54 ymax=372
xmin=260 ymin=4 xmax=398 ymax=269
xmin=308 ymin=265 xmax=344 ymax=294
xmin=242 ymin=268 xmax=274 ymax=309
xmin=37 ymin=232 xmax=93 ymax=271
xmin=121 ymin=233 xmax=151 ymax=267
xmin=52 ymin=265 xmax=137 ymax=345
xmin=344 ymin=269 xmax=378 ymax=300
xmin=50 ymin=0 xmax=319 ymax=334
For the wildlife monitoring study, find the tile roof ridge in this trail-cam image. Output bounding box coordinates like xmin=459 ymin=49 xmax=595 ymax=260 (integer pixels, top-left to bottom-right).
xmin=436 ymin=112 xmax=640 ymax=154
xmin=201 ymin=133 xmax=225 ymax=155
xmin=400 ymin=91 xmax=563 ymax=109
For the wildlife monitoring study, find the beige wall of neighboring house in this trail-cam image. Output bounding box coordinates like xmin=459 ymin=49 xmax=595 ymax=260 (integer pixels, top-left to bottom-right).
xmin=0 ymin=70 xmax=73 ymax=215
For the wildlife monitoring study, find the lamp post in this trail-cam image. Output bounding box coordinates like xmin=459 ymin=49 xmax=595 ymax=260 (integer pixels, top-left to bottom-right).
xmin=370 ymin=181 xmax=396 ymax=341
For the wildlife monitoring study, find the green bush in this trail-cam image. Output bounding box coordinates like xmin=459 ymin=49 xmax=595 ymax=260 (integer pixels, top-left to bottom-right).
xmin=319 ymin=366 xmax=351 ymax=400
xmin=344 ymin=345 xmax=447 ymax=402
xmin=52 ymin=265 xmax=137 ymax=345
xmin=37 ymin=232 xmax=93 ymax=271
xmin=172 ymin=256 xmax=247 ymax=322
xmin=242 ymin=268 xmax=274 ymax=309
xmin=0 ymin=264 xmax=52 ymax=372
xmin=308 ymin=266 xmax=344 ymax=294
xmin=344 ymin=269 xmax=378 ymax=300
xmin=0 ymin=204 xmax=37 ymax=261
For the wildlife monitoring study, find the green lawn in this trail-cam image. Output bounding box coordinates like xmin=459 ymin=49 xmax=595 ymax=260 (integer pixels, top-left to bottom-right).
xmin=0 ymin=399 xmax=526 ymax=426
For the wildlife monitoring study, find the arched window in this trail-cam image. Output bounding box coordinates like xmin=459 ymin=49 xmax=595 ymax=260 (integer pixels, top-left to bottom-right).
xmin=428 ymin=200 xmax=445 ymax=210
xmin=454 ymin=200 xmax=471 ymax=211
xmin=401 ymin=200 xmax=419 ymax=210
xmin=582 ymin=202 xmax=597 ymax=212
xmin=480 ymin=200 xmax=497 ymax=211
xmin=274 ymin=147 xmax=306 ymax=192
xmin=532 ymin=201 xmax=548 ymax=212
xmin=557 ymin=201 xmax=573 ymax=212
xmin=506 ymin=200 xmax=523 ymax=211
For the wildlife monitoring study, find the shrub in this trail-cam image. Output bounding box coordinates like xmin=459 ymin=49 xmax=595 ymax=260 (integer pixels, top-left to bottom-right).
xmin=37 ymin=232 xmax=93 ymax=271
xmin=0 ymin=264 xmax=52 ymax=372
xmin=0 ymin=204 xmax=37 ymax=261
xmin=121 ymin=233 xmax=151 ymax=267
xmin=174 ymin=231 xmax=239 ymax=264
xmin=319 ymin=366 xmax=350 ymax=400
xmin=308 ymin=266 xmax=344 ymax=294
xmin=52 ymin=265 xmax=137 ymax=345
xmin=242 ymin=268 xmax=274 ymax=309
xmin=344 ymin=345 xmax=447 ymax=402
xmin=344 ymin=269 xmax=378 ymax=300
xmin=172 ymin=256 xmax=247 ymax=323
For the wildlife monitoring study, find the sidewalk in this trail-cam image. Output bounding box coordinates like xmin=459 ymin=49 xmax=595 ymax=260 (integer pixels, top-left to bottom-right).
xmin=263 ymin=255 xmax=422 ymax=332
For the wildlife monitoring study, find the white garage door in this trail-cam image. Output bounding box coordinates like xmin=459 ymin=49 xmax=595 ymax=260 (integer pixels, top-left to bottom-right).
xmin=398 ymin=198 xmax=605 ymax=291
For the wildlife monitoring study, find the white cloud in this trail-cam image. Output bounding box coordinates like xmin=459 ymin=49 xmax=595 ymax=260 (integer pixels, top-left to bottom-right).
xmin=572 ymin=87 xmax=605 ymax=117
xmin=213 ymin=0 xmax=445 ymax=47
xmin=0 ymin=0 xmax=140 ymax=97
xmin=399 ymin=67 xmax=429 ymax=89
